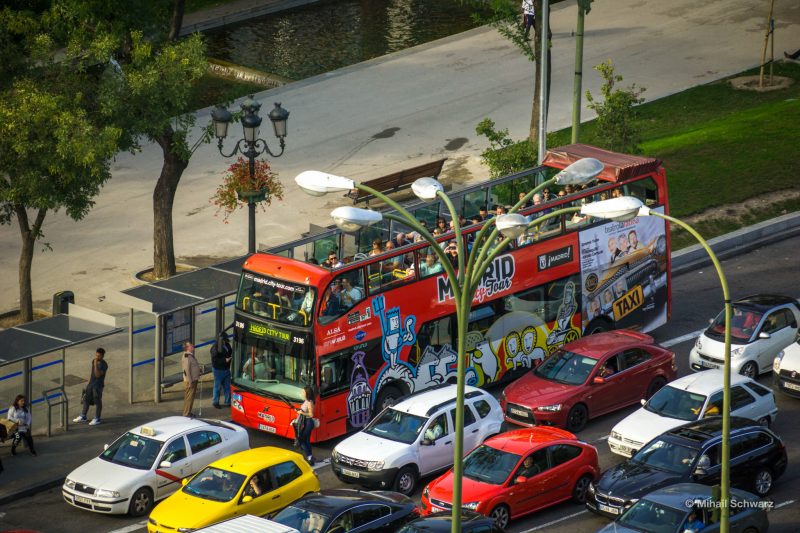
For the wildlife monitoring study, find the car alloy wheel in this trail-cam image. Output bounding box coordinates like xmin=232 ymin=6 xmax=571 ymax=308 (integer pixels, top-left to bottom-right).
xmin=572 ymin=475 xmax=592 ymax=503
xmin=490 ymin=504 xmax=510 ymax=529
xmin=566 ymin=404 xmax=588 ymax=433
xmin=129 ymin=487 xmax=153 ymax=517
xmin=754 ymin=468 xmax=773 ymax=496
xmin=740 ymin=361 xmax=758 ymax=379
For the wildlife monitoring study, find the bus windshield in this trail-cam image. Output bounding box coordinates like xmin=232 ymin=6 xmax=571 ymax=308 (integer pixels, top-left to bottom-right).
xmin=238 ymin=271 xmax=316 ymax=326
xmin=233 ymin=320 xmax=313 ymax=402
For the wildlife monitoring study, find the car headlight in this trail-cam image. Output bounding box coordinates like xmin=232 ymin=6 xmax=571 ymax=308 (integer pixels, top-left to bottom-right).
xmin=625 ymin=498 xmax=638 ymax=508
xmin=148 ymin=518 xmax=158 ymax=526
xmin=331 ymin=449 xmax=340 ymax=461
xmin=366 ymin=460 xmax=384 ymax=471
xmin=731 ymin=346 xmax=746 ymax=357
xmin=610 ymin=431 xmax=622 ymax=441
xmin=694 ymin=338 xmax=702 ymax=350
xmin=463 ymin=501 xmax=480 ymax=510
xmin=95 ymin=489 xmax=120 ymax=498
xmin=536 ymin=404 xmax=562 ymax=412
xmin=177 ymin=529 xmax=196 ymax=533
xmin=588 ymin=482 xmax=596 ymax=495
xmin=423 ymin=486 xmax=429 ymax=499
xmin=501 ymin=391 xmax=506 ymax=401
xmin=64 ymin=478 xmax=76 ymax=490
xmin=773 ymin=351 xmax=784 ymax=373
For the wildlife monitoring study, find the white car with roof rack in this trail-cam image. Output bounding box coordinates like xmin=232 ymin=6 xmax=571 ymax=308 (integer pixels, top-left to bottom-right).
xmin=330 ymin=384 xmax=503 ymax=497
xmin=62 ymin=416 xmax=249 ymax=516
xmin=607 ymin=369 xmax=777 ymax=458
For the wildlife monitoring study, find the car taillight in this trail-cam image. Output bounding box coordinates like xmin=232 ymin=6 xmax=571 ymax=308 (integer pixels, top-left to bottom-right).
xmin=671 ymin=352 xmax=677 ymax=371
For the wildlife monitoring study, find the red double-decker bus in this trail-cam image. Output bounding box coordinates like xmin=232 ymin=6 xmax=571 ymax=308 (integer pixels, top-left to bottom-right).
xmin=230 ymin=144 xmax=671 ymax=442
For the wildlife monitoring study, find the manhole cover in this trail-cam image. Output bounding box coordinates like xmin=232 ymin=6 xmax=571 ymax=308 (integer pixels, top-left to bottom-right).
xmin=64 ymin=374 xmax=87 ymax=387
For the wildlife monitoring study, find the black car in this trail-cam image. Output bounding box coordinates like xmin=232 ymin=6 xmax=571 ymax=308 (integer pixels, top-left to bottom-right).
xmin=587 ymin=417 xmax=787 ymax=519
xmin=271 ymin=489 xmax=419 ymax=533
xmin=396 ymin=510 xmax=505 ymax=533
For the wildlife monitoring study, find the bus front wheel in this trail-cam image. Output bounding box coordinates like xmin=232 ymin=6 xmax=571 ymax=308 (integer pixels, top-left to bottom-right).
xmin=374 ymin=384 xmax=403 ymax=416
xmin=584 ymin=318 xmax=611 ymax=336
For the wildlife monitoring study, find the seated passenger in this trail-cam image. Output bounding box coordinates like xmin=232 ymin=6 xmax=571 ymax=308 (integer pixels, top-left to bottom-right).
xmin=340 ymin=277 xmax=364 ymax=308
xmin=420 ymin=253 xmax=444 ymax=276
xmin=518 ymin=455 xmax=541 ymax=478
xmin=684 ymin=509 xmax=705 ymax=532
xmin=369 ymin=238 xmax=384 ymax=257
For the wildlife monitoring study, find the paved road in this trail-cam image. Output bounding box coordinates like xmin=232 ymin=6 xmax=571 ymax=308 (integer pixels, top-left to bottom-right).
xmin=1 ymin=0 xmax=798 ymax=314
xmin=2 ymin=235 xmax=798 ymax=533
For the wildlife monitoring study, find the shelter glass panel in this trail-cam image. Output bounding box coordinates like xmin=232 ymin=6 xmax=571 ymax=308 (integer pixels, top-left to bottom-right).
xmin=30 ymin=351 xmax=63 ymax=431
xmin=132 ymin=310 xmax=156 ymax=402
xmin=0 ymin=361 xmax=24 ymax=417
xmin=194 ymin=302 xmax=217 ymax=366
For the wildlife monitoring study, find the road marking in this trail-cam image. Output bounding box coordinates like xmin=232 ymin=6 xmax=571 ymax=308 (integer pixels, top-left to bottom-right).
xmin=593 ymin=435 xmax=609 ymax=442
xmin=313 ymin=458 xmax=331 ymax=471
xmin=520 ymin=510 xmax=588 ymax=532
xmin=661 ymin=329 xmax=704 ymax=348
xmin=106 ymin=520 xmax=147 ymax=533
xmin=775 ymin=499 xmax=795 ymax=509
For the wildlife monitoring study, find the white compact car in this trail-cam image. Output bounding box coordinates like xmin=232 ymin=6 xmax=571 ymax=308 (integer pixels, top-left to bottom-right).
xmin=330 ymin=384 xmax=503 ymax=496
xmin=689 ymin=294 xmax=800 ymax=378
xmin=63 ymin=417 xmax=249 ymax=516
xmin=608 ymin=370 xmax=778 ymax=457
xmin=773 ymin=338 xmax=800 ymax=397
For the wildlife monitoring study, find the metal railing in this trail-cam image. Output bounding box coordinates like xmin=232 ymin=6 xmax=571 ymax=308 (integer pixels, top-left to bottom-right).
xmin=41 ymin=386 xmax=68 ymax=438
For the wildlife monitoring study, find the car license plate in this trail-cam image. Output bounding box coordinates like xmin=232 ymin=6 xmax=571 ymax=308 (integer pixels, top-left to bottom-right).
xmin=430 ymin=505 xmax=443 ymax=512
xmin=598 ymin=503 xmax=620 ymax=515
xmin=610 ymin=443 xmax=630 ymax=453
xmin=510 ymin=407 xmax=528 ymax=417
xmin=258 ymin=423 xmax=276 ymax=433
xmin=701 ymin=360 xmax=719 ymax=369
xmin=340 ymin=468 xmax=360 ymax=478
xmin=783 ymin=381 xmax=800 ymax=392
xmin=74 ymin=495 xmax=92 ymax=505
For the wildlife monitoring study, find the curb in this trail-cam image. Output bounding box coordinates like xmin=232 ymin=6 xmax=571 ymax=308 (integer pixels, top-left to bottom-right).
xmin=0 ymin=476 xmax=64 ymax=507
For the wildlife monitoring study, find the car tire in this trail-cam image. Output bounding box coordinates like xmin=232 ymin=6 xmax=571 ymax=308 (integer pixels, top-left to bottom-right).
xmin=757 ymin=416 xmax=771 ymax=428
xmin=572 ymin=474 xmax=593 ymax=503
xmin=584 ymin=319 xmax=611 ymax=336
xmin=394 ymin=466 xmax=417 ymax=496
xmin=566 ymin=404 xmax=588 ymax=433
xmin=740 ymin=361 xmax=758 ymax=379
xmin=646 ymin=376 xmax=667 ymax=400
xmin=128 ymin=487 xmax=153 ymax=517
xmin=489 ymin=504 xmax=510 ymax=530
xmin=753 ymin=467 xmax=774 ymax=496
xmin=374 ymin=384 xmax=403 ymax=416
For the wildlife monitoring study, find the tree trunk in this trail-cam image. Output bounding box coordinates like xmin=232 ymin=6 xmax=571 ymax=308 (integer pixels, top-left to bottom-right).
xmin=153 ymin=125 xmax=189 ymax=279
xmin=168 ymin=0 xmax=186 ymax=41
xmin=529 ymin=0 xmax=552 ymax=146
xmin=15 ymin=205 xmax=46 ymax=323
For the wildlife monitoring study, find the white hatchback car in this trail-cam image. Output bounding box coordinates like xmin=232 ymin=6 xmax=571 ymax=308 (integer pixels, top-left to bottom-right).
xmin=330 ymin=384 xmax=503 ymax=496
xmin=689 ymin=294 xmax=800 ymax=378
xmin=608 ymin=370 xmax=778 ymax=457
xmin=773 ymin=338 xmax=800 ymax=397
xmin=63 ymin=417 xmax=249 ymax=516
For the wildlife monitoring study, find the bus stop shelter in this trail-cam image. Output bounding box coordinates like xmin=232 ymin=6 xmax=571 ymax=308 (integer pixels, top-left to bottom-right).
xmin=0 ymin=308 xmax=121 ymax=435
xmin=108 ymin=256 xmax=246 ymax=403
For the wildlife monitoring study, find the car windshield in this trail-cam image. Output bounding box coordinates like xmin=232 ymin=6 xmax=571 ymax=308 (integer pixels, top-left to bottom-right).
xmin=462 ymin=444 xmax=521 ymax=485
xmin=272 ymin=505 xmax=330 ymax=532
xmin=99 ymin=432 xmax=162 ymax=470
xmin=362 ymin=408 xmax=427 ymax=444
xmin=618 ymin=499 xmax=686 ymax=533
xmin=533 ymin=349 xmax=598 ymax=385
xmin=631 ymin=438 xmax=699 ymax=474
xmin=182 ymin=466 xmax=245 ymax=502
xmin=706 ymin=305 xmax=763 ymax=343
xmin=644 ymin=386 xmax=707 ymax=421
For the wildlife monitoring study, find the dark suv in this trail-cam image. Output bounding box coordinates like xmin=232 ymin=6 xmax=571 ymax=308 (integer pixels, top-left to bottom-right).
xmin=396 ymin=510 xmax=505 ymax=533
xmin=587 ymin=417 xmax=787 ymax=519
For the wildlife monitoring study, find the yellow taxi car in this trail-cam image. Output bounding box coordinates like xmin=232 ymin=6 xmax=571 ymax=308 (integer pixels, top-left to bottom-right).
xmin=147 ymin=447 xmax=318 ymax=533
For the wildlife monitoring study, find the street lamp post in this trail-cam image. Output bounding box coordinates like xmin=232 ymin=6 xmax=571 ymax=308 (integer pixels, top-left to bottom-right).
xmin=582 ymin=196 xmax=733 ymax=530
xmin=212 ymin=96 xmax=290 ymax=253
xmin=297 ymin=157 xmax=603 ymax=532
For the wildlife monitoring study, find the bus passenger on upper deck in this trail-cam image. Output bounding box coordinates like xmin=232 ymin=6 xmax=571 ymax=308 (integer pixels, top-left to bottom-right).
xmin=420 ymin=253 xmax=444 ymax=277
xmin=369 ymin=238 xmax=384 ymax=257
xmin=340 ymin=277 xmax=364 ymax=308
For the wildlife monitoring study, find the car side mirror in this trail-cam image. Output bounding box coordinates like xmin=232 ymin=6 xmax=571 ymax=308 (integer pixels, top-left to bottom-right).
xmin=640 ymin=399 xmax=647 ymax=406
xmin=181 ymin=478 xmax=190 ymax=486
xmin=421 ymin=439 xmax=433 ymax=446
xmin=241 ymin=495 xmax=253 ymax=503
xmin=592 ymin=376 xmax=606 ymax=384
xmin=160 ymin=460 xmax=172 ymax=468
xmin=514 ymin=476 xmax=528 ymax=485
xmin=103 ymin=444 xmax=109 ymax=451
xmin=708 ymin=318 xmax=714 ymax=324
xmin=759 ymin=331 xmax=771 ymax=339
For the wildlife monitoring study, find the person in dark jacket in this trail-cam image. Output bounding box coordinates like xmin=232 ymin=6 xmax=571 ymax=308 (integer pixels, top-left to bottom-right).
xmin=211 ymin=332 xmax=233 ymax=409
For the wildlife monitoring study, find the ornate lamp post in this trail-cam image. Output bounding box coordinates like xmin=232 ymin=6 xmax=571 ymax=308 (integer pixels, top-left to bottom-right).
xmin=582 ymin=196 xmax=733 ymax=530
xmin=297 ymin=157 xmax=603 ymax=532
xmin=212 ymin=96 xmax=290 ymax=253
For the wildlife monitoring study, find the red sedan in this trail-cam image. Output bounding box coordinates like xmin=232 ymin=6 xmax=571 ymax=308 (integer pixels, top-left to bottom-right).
xmin=501 ymin=330 xmax=676 ymax=432
xmin=420 ymin=427 xmax=598 ymax=529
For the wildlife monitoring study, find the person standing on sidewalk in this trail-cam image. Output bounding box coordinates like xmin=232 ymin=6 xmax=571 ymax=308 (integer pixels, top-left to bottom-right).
xmin=74 ymin=348 xmax=108 ymax=426
xmin=210 ymin=332 xmax=233 ymax=409
xmin=182 ymin=342 xmax=201 ymax=417
xmin=522 ymin=0 xmax=535 ymax=40
xmin=8 ymin=394 xmax=36 ymax=456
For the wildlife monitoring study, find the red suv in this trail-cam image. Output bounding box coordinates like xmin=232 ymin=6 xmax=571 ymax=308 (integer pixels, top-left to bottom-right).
xmin=420 ymin=427 xmax=598 ymax=529
xmin=501 ymin=330 xmax=676 ymax=432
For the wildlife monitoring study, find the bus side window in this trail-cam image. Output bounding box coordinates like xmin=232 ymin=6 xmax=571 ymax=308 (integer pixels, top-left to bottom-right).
xmin=319 ymin=351 xmax=353 ymax=396
xmin=626 ymin=177 xmax=659 ymax=206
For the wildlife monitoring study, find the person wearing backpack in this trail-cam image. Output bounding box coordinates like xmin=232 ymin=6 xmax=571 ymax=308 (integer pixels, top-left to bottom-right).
xmin=211 ymin=332 xmax=233 ymax=409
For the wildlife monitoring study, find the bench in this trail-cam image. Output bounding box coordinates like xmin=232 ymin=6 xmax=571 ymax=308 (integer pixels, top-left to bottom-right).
xmin=346 ymin=158 xmax=447 ymax=205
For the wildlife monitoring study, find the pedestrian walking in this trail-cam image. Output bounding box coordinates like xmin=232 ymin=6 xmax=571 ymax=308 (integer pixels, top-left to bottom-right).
xmin=522 ymin=0 xmax=535 ymax=40
xmin=8 ymin=394 xmax=37 ymax=456
xmin=210 ymin=332 xmax=233 ymax=409
xmin=74 ymin=347 xmax=108 ymax=426
xmin=182 ymin=342 xmax=201 ymax=417
xmin=295 ymin=386 xmax=316 ymax=466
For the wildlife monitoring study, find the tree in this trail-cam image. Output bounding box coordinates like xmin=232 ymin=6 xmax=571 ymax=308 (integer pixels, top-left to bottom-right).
xmin=0 ymin=4 xmax=122 ymax=321
xmin=585 ymin=60 xmax=646 ymax=153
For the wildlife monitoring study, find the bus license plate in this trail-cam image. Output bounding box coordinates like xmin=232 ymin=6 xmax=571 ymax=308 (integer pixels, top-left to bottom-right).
xmin=258 ymin=424 xmax=276 ymax=433
xmin=598 ymin=503 xmax=620 ymax=515
xmin=74 ymin=495 xmax=92 ymax=505
xmin=341 ymin=468 xmax=360 ymax=478
xmin=784 ymin=381 xmax=800 ymax=392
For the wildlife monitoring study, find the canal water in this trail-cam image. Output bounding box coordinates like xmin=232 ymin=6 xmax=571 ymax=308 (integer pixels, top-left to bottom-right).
xmin=204 ymin=0 xmax=492 ymax=81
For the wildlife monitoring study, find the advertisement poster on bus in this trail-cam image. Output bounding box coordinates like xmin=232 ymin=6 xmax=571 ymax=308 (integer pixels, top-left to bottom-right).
xmin=578 ymin=207 xmax=668 ymax=333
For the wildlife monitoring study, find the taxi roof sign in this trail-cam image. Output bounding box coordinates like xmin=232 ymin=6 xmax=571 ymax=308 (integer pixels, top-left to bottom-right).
xmin=140 ymin=426 xmax=157 ymax=436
